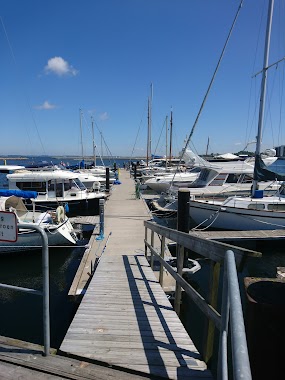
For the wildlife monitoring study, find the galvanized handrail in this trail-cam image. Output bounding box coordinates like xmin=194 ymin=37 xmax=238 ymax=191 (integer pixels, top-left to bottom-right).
xmin=218 ymin=250 xmax=252 ymax=380
xmin=0 ymin=224 xmax=50 ymax=356
xmin=144 ymin=222 xmax=252 ymax=380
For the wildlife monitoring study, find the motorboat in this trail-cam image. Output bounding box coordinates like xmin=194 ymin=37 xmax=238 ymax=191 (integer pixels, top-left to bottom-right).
xmin=144 ymin=168 xmax=201 ymax=193
xmin=7 ymin=169 xmax=107 ymax=216
xmin=0 ymin=194 xmax=77 ymax=253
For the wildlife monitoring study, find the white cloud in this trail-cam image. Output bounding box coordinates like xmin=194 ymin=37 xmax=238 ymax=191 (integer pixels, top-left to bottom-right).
xmin=99 ymin=112 xmax=109 ymax=121
xmin=34 ymin=101 xmax=57 ymax=110
xmin=44 ymin=57 xmax=78 ymax=77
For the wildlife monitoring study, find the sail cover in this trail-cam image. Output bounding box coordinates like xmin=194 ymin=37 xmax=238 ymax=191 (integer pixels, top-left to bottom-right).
xmin=0 ymin=189 xmax=38 ymax=199
xmin=254 ymin=155 xmax=285 ymax=181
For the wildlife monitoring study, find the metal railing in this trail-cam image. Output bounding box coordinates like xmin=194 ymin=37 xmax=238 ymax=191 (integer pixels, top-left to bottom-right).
xmin=144 ymin=220 xmax=252 ymax=380
xmin=218 ymin=250 xmax=251 ymax=380
xmin=0 ymin=224 xmax=50 ymax=356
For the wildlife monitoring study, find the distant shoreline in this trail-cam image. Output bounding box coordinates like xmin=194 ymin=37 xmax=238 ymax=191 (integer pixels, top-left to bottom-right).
xmin=0 ymin=156 xmax=146 ymax=161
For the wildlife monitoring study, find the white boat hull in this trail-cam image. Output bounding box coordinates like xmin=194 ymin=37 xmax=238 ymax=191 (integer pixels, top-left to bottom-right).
xmin=189 ymin=200 xmax=285 ymax=230
xmin=0 ymin=221 xmax=77 ymax=253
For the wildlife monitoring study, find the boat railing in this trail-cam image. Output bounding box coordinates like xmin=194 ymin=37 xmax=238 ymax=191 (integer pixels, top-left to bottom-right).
xmin=144 ymin=220 xmax=252 ymax=380
xmin=0 ymin=224 xmax=50 ymax=356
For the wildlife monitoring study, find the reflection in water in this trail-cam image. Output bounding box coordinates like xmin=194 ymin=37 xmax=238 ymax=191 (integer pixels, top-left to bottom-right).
xmin=0 ymin=245 xmax=85 ymax=348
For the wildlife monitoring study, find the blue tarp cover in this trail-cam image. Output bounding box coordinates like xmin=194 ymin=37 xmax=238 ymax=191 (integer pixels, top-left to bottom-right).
xmin=0 ymin=189 xmax=38 ymax=199
xmin=254 ymin=155 xmax=285 ymax=181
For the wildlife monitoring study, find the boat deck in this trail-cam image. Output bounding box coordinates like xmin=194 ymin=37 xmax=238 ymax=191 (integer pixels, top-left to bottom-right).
xmin=60 ymin=170 xmax=212 ymax=379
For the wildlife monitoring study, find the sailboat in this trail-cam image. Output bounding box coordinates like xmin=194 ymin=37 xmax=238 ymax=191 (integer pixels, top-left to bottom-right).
xmin=189 ymin=0 xmax=285 ymax=231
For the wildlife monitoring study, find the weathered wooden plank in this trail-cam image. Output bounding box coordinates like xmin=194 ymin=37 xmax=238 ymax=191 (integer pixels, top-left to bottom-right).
xmin=0 ymin=337 xmax=151 ymax=380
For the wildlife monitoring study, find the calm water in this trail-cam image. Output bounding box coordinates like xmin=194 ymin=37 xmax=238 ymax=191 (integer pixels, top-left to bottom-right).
xmin=0 ymin=245 xmax=86 ymax=348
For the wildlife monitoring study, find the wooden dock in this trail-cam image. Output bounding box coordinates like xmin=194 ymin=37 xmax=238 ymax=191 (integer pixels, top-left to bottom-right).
xmin=0 ymin=336 xmax=155 ymax=379
xmin=60 ymin=170 xmax=213 ymax=379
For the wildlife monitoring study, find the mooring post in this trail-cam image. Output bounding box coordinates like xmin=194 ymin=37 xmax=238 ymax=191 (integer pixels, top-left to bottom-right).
xmin=177 ymin=188 xmax=190 ymax=267
xmin=99 ymin=199 xmax=105 ymax=238
xmin=105 ymin=167 xmax=110 ymax=193
xmin=174 ymin=188 xmax=190 ymax=315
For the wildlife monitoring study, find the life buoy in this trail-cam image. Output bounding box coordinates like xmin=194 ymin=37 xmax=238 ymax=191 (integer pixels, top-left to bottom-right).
xmin=56 ymin=205 xmax=65 ymax=223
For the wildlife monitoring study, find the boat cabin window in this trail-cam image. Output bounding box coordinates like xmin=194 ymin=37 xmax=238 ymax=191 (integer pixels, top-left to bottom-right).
xmin=199 ymin=169 xmax=211 ymax=181
xmin=16 ymin=181 xmax=46 ymax=192
xmin=48 ymin=181 xmax=55 ymax=191
xmin=64 ymin=180 xmax=72 ymax=191
xmin=225 ymin=174 xmax=240 ymax=183
xmin=247 ymin=203 xmax=265 ymax=210
xmin=190 ymin=167 xmax=202 ymax=173
xmin=73 ymin=178 xmax=86 ymax=190
xmin=56 ymin=182 xmax=63 ymax=197
xmin=209 ymin=173 xmax=227 ymax=186
xmin=267 ymin=204 xmax=285 ymax=211
xmin=239 ymin=174 xmax=253 ymax=183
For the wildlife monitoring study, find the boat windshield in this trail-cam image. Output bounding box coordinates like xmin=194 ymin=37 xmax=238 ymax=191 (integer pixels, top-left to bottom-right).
xmin=72 ymin=178 xmax=86 ymax=190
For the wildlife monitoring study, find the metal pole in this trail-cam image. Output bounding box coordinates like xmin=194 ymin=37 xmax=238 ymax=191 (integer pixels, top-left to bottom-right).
xmin=252 ymin=0 xmax=274 ymax=194
xmin=18 ymin=223 xmax=50 ymax=356
xmin=217 ymin=257 xmax=230 ymax=380
xmin=99 ymin=199 xmax=105 ymax=237
xmin=227 ymin=250 xmax=252 ymax=380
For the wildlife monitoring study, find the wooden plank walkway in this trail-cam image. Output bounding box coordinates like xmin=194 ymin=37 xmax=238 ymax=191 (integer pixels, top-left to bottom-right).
xmin=0 ymin=336 xmax=155 ymax=379
xmin=60 ymin=170 xmax=212 ymax=379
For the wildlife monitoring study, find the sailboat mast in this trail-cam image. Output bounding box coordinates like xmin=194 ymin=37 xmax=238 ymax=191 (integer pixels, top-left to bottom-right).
xmin=146 ymin=83 xmax=153 ymax=166
xmin=252 ymin=0 xmax=274 ymax=194
xmin=169 ymin=109 xmax=173 ymax=165
xmin=91 ymin=116 xmax=96 ymax=167
xmin=79 ymin=108 xmax=84 ymax=161
xmin=206 ymin=136 xmax=210 ymax=156
xmin=165 ymin=115 xmax=168 ymax=169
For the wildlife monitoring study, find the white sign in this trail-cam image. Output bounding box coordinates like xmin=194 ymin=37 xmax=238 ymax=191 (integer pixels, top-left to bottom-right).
xmin=0 ymin=211 xmax=17 ymax=242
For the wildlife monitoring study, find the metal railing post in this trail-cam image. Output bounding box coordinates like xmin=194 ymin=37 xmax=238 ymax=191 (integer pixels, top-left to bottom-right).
xmin=227 ymin=250 xmax=252 ymax=380
xmin=218 ymin=250 xmax=252 ymax=380
xmin=0 ymin=224 xmax=51 ymax=356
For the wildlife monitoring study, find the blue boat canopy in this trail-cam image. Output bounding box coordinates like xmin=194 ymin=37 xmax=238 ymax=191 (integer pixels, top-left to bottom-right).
xmin=0 ymin=189 xmax=38 ymax=199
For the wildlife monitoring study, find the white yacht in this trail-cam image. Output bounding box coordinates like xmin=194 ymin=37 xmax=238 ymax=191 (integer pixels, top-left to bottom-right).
xmin=7 ymin=170 xmax=107 ymax=216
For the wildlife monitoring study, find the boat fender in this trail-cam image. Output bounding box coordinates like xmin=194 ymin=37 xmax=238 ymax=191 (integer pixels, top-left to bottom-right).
xmin=56 ymin=205 xmax=65 ymax=223
xmin=64 ymin=203 xmax=69 ymax=213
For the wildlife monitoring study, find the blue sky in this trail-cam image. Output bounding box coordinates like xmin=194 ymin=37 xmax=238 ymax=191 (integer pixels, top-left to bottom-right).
xmin=0 ymin=0 xmax=285 ymax=158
